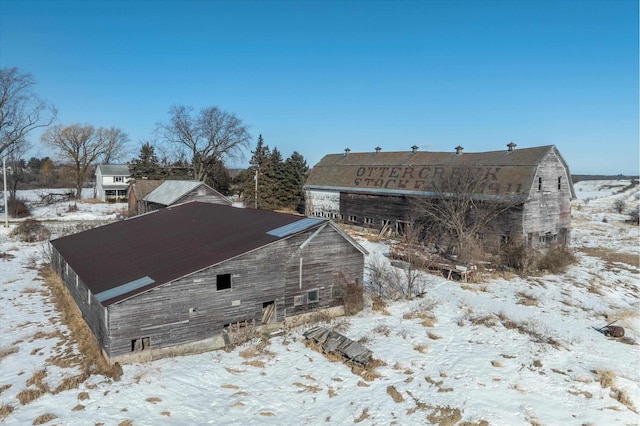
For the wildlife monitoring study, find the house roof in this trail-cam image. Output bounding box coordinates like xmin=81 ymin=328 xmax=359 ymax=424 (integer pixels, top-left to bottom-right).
xmin=144 ymin=180 xmax=231 ymax=206
xmin=305 ymin=145 xmax=575 ymax=199
xmin=96 ymin=164 xmax=130 ymax=176
xmin=50 ymin=202 xmax=337 ymax=306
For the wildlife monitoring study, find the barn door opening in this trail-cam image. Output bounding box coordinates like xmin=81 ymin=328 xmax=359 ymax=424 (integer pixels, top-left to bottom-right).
xmin=262 ymin=301 xmax=275 ymax=324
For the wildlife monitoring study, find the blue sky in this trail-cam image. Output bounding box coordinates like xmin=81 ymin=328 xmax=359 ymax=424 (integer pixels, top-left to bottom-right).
xmin=1 ymin=0 xmax=638 ymax=174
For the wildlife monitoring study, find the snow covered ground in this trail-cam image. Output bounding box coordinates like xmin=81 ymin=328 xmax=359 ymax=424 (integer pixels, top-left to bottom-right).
xmin=1 ymin=181 xmax=638 ymax=425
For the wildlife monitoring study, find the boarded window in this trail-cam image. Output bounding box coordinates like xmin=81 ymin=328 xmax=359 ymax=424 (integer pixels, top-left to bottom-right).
xmin=217 ymin=274 xmax=232 ymax=290
xmin=364 ymin=217 xmax=373 ymax=225
xmin=348 ymin=215 xmax=357 ymax=222
xmin=538 ymin=177 xmax=542 ymax=191
xmin=294 ymin=295 xmax=303 ymax=306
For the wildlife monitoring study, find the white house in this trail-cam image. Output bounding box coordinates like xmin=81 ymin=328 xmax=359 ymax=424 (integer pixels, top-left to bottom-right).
xmin=95 ymin=165 xmax=130 ymax=202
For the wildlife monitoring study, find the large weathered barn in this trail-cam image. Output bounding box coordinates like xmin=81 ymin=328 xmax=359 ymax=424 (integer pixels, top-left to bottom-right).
xmin=50 ymin=202 xmax=367 ymax=364
xmin=304 ymin=144 xmax=575 ymax=248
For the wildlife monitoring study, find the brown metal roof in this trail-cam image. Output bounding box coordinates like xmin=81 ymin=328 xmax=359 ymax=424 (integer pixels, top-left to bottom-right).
xmin=50 ymin=202 xmax=327 ymax=306
xmin=305 ymin=145 xmax=574 ymax=199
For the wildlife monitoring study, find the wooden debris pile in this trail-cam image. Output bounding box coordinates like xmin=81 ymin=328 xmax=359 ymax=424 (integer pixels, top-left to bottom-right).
xmin=303 ymin=326 xmax=372 ymax=367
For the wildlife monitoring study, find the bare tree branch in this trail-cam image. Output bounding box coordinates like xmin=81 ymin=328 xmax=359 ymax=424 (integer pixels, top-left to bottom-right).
xmin=0 ymin=67 xmax=56 ymax=157
xmin=41 ymin=124 xmax=129 ymax=199
xmin=158 ymin=104 xmax=251 ymax=181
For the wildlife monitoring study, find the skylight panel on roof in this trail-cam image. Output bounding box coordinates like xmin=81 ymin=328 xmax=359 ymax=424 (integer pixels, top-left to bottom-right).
xmin=95 ymin=276 xmax=155 ymax=303
xmin=267 ymin=218 xmax=325 ymax=238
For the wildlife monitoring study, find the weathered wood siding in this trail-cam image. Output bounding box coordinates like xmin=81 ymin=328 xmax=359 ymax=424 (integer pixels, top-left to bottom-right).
xmin=106 ymin=224 xmax=364 ymax=358
xmin=522 ymin=148 xmax=572 ymax=247
xmin=339 ymin=192 xmax=417 ymax=229
xmin=284 ymin=224 xmax=365 ymax=317
xmin=51 ymin=247 xmax=109 ymax=352
xmin=174 ymin=187 xmax=230 ymax=205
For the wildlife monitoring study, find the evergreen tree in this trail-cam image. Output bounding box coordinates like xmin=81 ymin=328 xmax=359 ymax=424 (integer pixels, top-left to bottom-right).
xmin=282 ymin=151 xmax=308 ymax=213
xmin=129 ymin=142 xmax=162 ymax=179
xmin=205 ymin=158 xmax=232 ymax=195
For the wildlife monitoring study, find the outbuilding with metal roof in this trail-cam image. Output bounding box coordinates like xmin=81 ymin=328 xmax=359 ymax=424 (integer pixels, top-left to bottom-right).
xmin=50 ymin=202 xmax=367 ymax=364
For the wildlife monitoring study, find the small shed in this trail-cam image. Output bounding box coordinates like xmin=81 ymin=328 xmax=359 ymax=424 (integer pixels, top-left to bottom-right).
xmin=143 ymin=180 xmax=232 ymax=213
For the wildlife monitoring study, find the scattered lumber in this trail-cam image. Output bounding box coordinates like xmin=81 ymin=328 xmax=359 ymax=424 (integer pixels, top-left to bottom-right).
xmin=303 ymin=326 xmax=372 ymax=366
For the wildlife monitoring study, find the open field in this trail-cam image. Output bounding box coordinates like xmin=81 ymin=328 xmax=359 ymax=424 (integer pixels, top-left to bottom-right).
xmin=0 ymin=181 xmax=638 ymax=425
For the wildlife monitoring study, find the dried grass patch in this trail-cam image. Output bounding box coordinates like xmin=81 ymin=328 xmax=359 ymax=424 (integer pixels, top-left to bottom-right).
xmin=221 ymin=384 xmax=240 ymax=389
xmin=0 ymin=384 xmax=11 ymax=395
xmin=491 ymin=360 xmax=502 ymax=368
xmin=354 ymin=407 xmax=369 ymax=423
xmin=72 ymin=404 xmax=85 ymax=411
xmin=579 ymin=247 xmax=639 ymax=269
xmin=357 ymin=380 xmax=370 ymax=387
xmin=145 ymin=397 xmax=162 ymax=404
xmin=427 ymin=406 xmax=462 ymax=425
xmin=0 ymin=346 xmax=18 ymax=360
xmin=161 ymin=411 xmax=171 ymax=416
xmin=242 ymin=360 xmax=266 ymax=368
xmin=387 ymin=385 xmax=404 ymax=402
xmin=32 ymin=413 xmax=57 ymax=425
xmin=230 ymin=401 xmax=245 ymax=407
xmin=568 ymin=389 xmax=592 ymax=399
xmin=413 ymin=344 xmax=428 ymax=354
xmin=0 ymin=404 xmax=14 ymax=419
xmin=224 ymin=367 xmax=246 ymax=374
xmin=373 ymin=324 xmax=391 ymax=336
xmin=516 ymin=291 xmax=539 ymax=306
xmin=259 ymin=411 xmax=276 ymax=417
xmin=328 ymin=386 xmax=337 ymax=397
xmin=40 ymin=265 xmax=122 ymax=382
xmin=118 ymin=420 xmax=133 ymax=426
xmin=594 ymin=369 xmax=617 ymax=388
xmin=17 ymin=388 xmax=47 ymax=405
xmin=293 ymin=382 xmax=322 ymax=393
xmin=372 ymin=297 xmax=391 ymax=315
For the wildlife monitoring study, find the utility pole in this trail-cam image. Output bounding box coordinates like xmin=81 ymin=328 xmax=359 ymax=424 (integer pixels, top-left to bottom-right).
xmin=254 ymin=167 xmax=258 ymax=209
xmin=3 ymin=156 xmax=8 ymax=228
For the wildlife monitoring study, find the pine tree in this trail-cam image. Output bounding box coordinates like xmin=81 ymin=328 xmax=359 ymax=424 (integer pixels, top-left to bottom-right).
xmin=129 ymin=142 xmax=162 ymax=179
xmin=205 ymin=158 xmax=232 ymax=195
xmin=282 ymin=151 xmax=308 ymax=213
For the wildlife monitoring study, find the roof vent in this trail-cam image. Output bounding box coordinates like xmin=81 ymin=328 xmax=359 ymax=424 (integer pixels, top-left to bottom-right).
xmin=344 ymin=148 xmax=351 ymax=155
xmin=375 ymin=146 xmax=382 ymax=153
xmin=507 ymin=141 xmax=517 ymax=152
xmin=455 ymin=145 xmax=464 ymax=154
xmin=411 ymin=145 xmax=419 ymax=153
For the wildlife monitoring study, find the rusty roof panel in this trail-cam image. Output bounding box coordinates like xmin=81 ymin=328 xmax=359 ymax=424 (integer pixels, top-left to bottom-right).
xmin=305 ymin=146 xmax=561 ymax=198
xmin=50 ymin=202 xmax=327 ymax=306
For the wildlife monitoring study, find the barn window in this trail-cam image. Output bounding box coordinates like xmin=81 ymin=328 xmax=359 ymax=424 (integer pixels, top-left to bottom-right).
xmin=348 ymin=215 xmax=357 ymax=222
xmin=189 ymin=307 xmax=198 ymax=318
xmin=364 ymin=217 xmax=373 ymax=225
xmin=217 ymin=274 xmax=232 ymax=290
xmin=307 ymin=289 xmax=319 ymax=303
xmin=557 ymin=176 xmax=562 ymax=190
xmin=293 ymin=295 xmax=303 ymax=306
xmin=538 ymin=177 xmax=542 ymax=191
xmin=114 ymin=176 xmax=124 ymax=183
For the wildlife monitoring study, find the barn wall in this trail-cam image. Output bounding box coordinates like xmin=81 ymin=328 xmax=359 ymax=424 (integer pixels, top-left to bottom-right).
xmin=51 ymin=247 xmax=109 ymax=354
xmin=522 ymin=149 xmax=572 ymax=247
xmin=106 ymin=225 xmax=364 ymax=359
xmin=283 ymin=224 xmax=365 ymax=317
xmin=175 ymin=187 xmax=230 ymax=205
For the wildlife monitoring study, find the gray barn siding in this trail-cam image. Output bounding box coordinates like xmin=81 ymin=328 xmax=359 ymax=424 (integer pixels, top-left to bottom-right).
xmin=522 ymin=150 xmax=572 ymax=247
xmin=340 ymin=193 xmax=416 ymax=228
xmin=284 ymin=225 xmax=364 ymax=316
xmin=51 ymin=248 xmax=109 ymax=351
xmin=105 ymin=224 xmax=362 ymax=358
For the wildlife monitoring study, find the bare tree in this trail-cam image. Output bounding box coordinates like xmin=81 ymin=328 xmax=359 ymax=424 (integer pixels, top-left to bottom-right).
xmin=158 ymin=104 xmax=251 ymax=182
xmin=0 ymin=67 xmax=56 ymax=157
xmin=414 ymin=164 xmax=523 ymax=264
xmin=41 ymin=124 xmax=129 ymax=199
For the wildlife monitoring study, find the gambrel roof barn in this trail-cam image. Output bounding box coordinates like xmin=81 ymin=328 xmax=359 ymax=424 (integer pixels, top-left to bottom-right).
xmin=305 ymin=144 xmax=575 ymax=248
xmin=50 ymin=202 xmax=366 ymax=363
